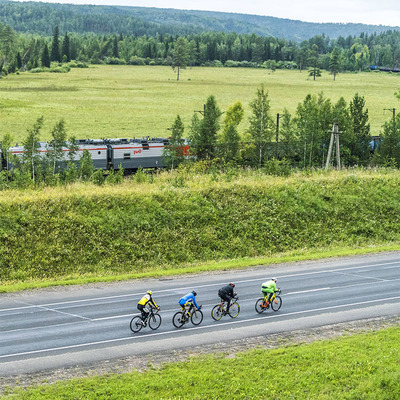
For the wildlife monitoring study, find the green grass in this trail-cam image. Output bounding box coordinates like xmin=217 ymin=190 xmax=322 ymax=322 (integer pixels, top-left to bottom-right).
xmin=2 ymin=325 xmax=399 ymax=399
xmin=0 ymin=66 xmax=399 ymax=142
xmin=1 ymin=168 xmax=400 ymax=292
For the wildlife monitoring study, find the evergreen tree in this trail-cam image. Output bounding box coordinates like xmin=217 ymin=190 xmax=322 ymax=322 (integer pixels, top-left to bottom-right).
xmin=112 ymin=36 xmax=119 ymax=58
xmin=0 ymin=25 xmax=17 ymax=63
xmin=51 ymin=26 xmax=61 ymax=62
xmin=329 ymin=47 xmax=340 ymax=80
xmin=41 ymin=43 xmax=50 ymax=68
xmin=197 ymin=95 xmax=222 ymax=159
xmin=16 ymin=51 xmax=22 ymax=69
xmin=62 ymin=32 xmax=70 ymax=62
xmin=163 ymin=115 xmax=185 ymax=169
xmin=349 ymin=93 xmax=371 ymax=165
xmin=172 ymin=37 xmax=189 ymax=80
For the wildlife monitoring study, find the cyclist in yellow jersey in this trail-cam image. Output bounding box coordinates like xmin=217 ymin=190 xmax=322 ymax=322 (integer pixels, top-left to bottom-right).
xmin=137 ymin=290 xmax=159 ymax=322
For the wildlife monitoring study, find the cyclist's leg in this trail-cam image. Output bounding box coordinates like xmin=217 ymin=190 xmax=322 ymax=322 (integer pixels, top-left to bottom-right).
xmin=220 ymin=294 xmax=230 ymax=312
xmin=137 ymin=304 xmax=146 ymax=320
xmin=261 ymin=290 xmax=269 ymax=304
xmin=267 ymin=292 xmax=273 ymax=304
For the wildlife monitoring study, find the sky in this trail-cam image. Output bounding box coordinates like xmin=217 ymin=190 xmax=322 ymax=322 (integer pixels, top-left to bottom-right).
xmin=12 ymin=0 xmax=400 ymax=27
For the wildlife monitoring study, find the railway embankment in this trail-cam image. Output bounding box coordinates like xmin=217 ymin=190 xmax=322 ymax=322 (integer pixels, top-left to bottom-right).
xmin=1 ymin=168 xmax=400 ymax=290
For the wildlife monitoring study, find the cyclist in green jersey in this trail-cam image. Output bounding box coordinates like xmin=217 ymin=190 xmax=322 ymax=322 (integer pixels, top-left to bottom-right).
xmin=261 ymin=278 xmax=277 ymax=306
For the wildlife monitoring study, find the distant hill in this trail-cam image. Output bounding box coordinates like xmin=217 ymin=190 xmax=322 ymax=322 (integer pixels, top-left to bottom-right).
xmin=0 ymin=0 xmax=399 ymax=40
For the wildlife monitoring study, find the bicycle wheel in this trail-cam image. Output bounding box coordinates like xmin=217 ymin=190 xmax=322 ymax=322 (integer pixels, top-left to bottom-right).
xmin=149 ymin=313 xmax=162 ymax=330
xmin=229 ymin=302 xmax=240 ymax=318
xmin=191 ymin=309 xmax=203 ymax=325
xmin=271 ymin=296 xmax=282 ymax=311
xmin=211 ymin=305 xmax=224 ymax=321
xmin=255 ymin=298 xmax=267 ymax=314
xmin=172 ymin=311 xmax=185 ymax=328
xmin=130 ymin=316 xmax=143 ymax=333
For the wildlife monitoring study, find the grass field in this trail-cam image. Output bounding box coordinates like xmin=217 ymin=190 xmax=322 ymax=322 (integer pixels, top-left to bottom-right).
xmin=0 ymin=66 xmax=399 ymax=143
xmin=2 ymin=324 xmax=399 ymax=399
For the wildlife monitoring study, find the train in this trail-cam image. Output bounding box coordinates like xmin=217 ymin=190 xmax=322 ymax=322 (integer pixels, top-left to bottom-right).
xmin=369 ymin=65 xmax=400 ymax=73
xmin=0 ymin=137 xmax=190 ymax=172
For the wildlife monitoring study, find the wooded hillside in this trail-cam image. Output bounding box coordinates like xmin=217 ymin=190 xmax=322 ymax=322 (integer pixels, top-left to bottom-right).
xmin=0 ymin=0 xmax=398 ymax=41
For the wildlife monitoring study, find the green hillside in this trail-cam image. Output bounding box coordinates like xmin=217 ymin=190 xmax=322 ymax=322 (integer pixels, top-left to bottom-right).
xmin=0 ymin=0 xmax=398 ymax=40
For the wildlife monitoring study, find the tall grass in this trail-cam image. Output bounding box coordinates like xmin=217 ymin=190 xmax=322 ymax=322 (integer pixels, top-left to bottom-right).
xmin=1 ymin=168 xmax=400 ymax=288
xmin=0 ymin=66 xmax=398 ymax=142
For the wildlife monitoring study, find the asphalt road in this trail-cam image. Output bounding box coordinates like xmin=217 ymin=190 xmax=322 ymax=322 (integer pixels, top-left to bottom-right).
xmin=1 ymin=252 xmax=399 ymax=377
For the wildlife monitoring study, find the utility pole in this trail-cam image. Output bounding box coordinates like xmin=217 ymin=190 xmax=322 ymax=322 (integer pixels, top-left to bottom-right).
xmin=195 ymin=104 xmax=206 ymax=117
xmin=325 ymin=121 xmax=341 ymax=170
xmin=384 ymin=108 xmax=396 ymax=121
xmin=275 ymin=113 xmax=280 ymax=158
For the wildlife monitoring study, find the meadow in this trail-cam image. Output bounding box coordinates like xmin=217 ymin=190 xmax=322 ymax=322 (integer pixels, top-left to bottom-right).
xmin=2 ymin=324 xmax=399 ymax=399
xmin=0 ymin=65 xmax=399 ymax=143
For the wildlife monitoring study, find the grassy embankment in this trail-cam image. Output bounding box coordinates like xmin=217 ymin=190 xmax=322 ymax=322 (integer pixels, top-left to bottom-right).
xmin=2 ymin=324 xmax=399 ymax=399
xmin=1 ymin=168 xmax=400 ymax=292
xmin=0 ymin=65 xmax=399 ymax=142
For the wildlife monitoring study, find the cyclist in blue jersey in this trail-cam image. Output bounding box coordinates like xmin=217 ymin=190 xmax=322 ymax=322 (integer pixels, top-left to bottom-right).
xmin=179 ymin=290 xmax=201 ymax=311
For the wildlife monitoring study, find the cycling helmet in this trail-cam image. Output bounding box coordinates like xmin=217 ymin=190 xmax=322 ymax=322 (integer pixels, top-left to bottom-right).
xmin=192 ymin=290 xmax=197 ymax=296
xmin=147 ymin=290 xmax=153 ymax=295
xmin=272 ymin=278 xmax=277 ymax=282
xmin=229 ymin=283 xmax=235 ymax=287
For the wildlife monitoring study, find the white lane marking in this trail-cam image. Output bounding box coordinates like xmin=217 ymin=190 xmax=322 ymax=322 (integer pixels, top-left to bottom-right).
xmin=1 ymin=295 xmax=400 ymax=360
xmin=17 ymin=301 xmax=92 ymax=321
xmin=287 ymin=287 xmax=331 ymax=295
xmin=1 ymin=260 xmax=399 ymax=314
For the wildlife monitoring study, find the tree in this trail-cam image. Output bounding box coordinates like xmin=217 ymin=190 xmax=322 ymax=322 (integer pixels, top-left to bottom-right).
xmin=172 ymin=37 xmax=189 ymax=80
xmin=248 ymin=84 xmax=274 ymax=167
xmin=219 ymin=101 xmax=244 ymax=162
xmin=47 ymin=119 xmax=67 ymax=174
xmin=163 ymin=115 xmax=185 ymax=169
xmin=198 ymin=95 xmax=222 ymax=159
xmin=41 ymin=44 xmax=50 ymax=68
xmin=329 ymin=47 xmax=340 ymax=80
xmin=112 ymin=36 xmax=119 ymax=58
xmin=348 ymin=93 xmax=371 ymax=165
xmin=0 ymin=25 xmax=17 ymax=63
xmin=51 ymin=26 xmax=61 ymax=62
xmin=373 ymin=116 xmax=400 ymax=167
xmin=294 ymin=93 xmax=333 ymax=168
xmin=78 ymin=149 xmax=94 ymax=180
xmin=62 ymin=32 xmax=70 ymax=62
xmin=308 ymin=44 xmax=321 ymax=80
xmin=0 ymin=133 xmax=13 ymax=171
xmin=22 ymin=116 xmax=44 ymax=182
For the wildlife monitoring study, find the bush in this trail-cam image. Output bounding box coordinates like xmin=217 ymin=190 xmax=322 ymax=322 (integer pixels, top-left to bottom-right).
xmin=129 ymin=56 xmax=146 ymax=65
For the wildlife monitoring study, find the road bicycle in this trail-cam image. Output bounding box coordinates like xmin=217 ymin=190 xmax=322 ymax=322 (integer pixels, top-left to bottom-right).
xmin=172 ymin=303 xmax=203 ymax=328
xmin=211 ymin=296 xmax=240 ymax=320
xmin=130 ymin=306 xmax=162 ymax=333
xmin=255 ymin=289 xmax=282 ymax=313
